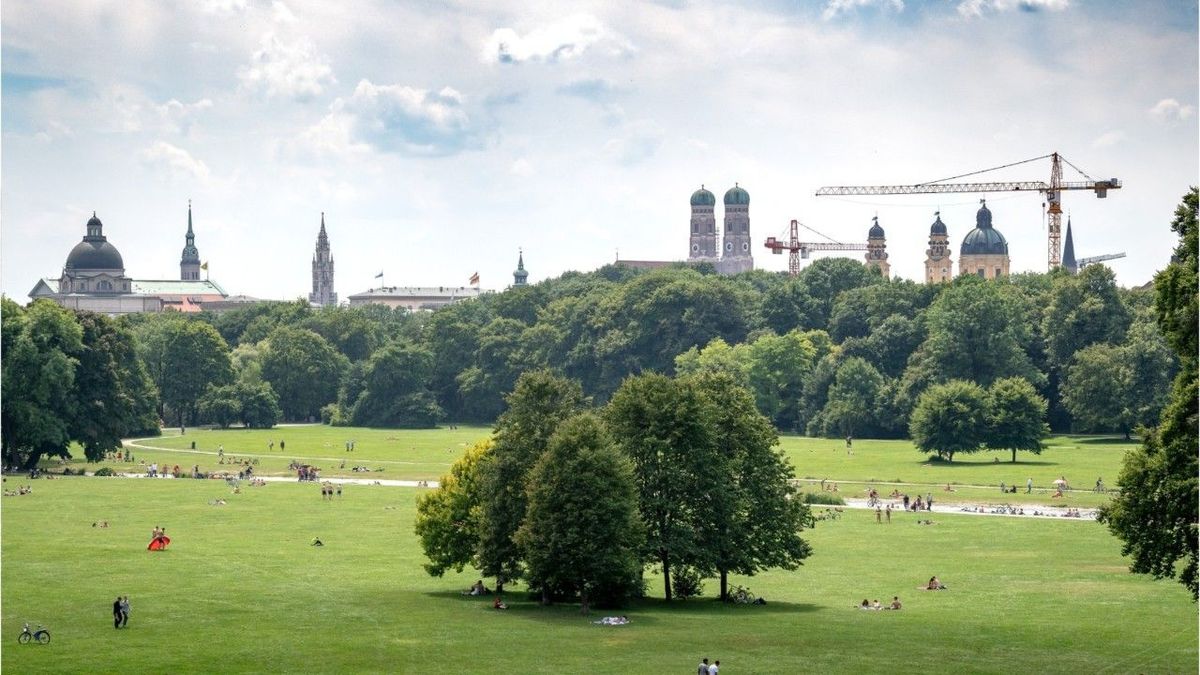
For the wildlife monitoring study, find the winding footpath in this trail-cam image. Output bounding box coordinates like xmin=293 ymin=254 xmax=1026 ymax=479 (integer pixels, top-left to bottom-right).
xmin=118 ymin=435 xmax=1099 ymax=522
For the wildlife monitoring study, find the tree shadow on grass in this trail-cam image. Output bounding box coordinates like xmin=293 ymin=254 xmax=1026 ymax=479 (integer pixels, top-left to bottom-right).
xmin=912 ymin=458 xmax=1058 ymax=469
xmin=422 ymin=591 xmax=821 ymax=625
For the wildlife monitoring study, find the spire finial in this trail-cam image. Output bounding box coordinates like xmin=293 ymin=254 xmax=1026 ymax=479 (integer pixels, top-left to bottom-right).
xmin=980 ymin=198 xmax=987 ymax=206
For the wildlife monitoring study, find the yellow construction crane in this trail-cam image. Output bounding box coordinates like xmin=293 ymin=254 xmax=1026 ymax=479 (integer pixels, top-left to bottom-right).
xmin=815 ymin=152 xmax=1121 ymax=270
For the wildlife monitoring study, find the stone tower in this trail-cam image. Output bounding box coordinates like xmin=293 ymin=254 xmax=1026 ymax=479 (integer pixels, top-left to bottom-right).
xmin=688 ymin=186 xmax=718 ymax=260
xmin=865 ymin=216 xmax=890 ymax=279
xmin=309 ymin=212 xmax=337 ymax=306
xmin=924 ymin=211 xmax=952 ymax=283
xmin=719 ymin=183 xmax=753 ymax=274
xmin=180 ymin=200 xmax=201 ymax=281
xmin=513 ymin=249 xmax=529 ymax=286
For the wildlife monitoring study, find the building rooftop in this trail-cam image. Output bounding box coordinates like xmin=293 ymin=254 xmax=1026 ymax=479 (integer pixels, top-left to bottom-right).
xmin=347 ymin=285 xmax=486 ymax=299
xmin=132 ymin=279 xmax=228 ymax=296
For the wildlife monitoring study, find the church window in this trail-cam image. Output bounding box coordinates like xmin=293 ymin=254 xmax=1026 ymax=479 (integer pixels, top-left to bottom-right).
xmin=725 ymin=241 xmax=733 ymax=251
xmin=995 ymin=267 xmax=1002 ymax=277
xmin=691 ymin=244 xmax=699 ymax=252
xmin=976 ymin=268 xmax=985 ymax=277
xmin=692 ymin=223 xmax=698 ymax=234
xmin=741 ymin=242 xmax=749 ymax=251
xmin=98 ymin=280 xmax=112 ymax=291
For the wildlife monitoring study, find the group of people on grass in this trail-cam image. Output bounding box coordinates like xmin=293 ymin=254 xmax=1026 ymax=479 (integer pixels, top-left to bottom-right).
xmin=112 ymin=596 xmax=130 ymax=628
xmin=858 ymin=597 xmax=903 ymax=610
xmin=698 ymin=658 xmax=721 ymax=674
xmin=319 ymin=482 xmax=342 ymax=500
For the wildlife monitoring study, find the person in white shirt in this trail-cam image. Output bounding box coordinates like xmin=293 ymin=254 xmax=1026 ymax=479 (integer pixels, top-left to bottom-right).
xmin=709 ymin=660 xmax=720 ymax=674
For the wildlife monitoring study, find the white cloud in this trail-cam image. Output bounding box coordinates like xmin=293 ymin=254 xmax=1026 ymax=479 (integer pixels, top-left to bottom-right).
xmin=1091 ymin=130 xmax=1125 ymax=148
xmin=604 ymin=120 xmax=664 ymax=165
xmin=33 ymin=121 xmax=74 ymax=143
xmin=332 ymin=79 xmax=481 ymax=156
xmin=510 ymin=158 xmax=535 ymax=177
xmin=957 ymin=0 xmax=1069 ymax=18
xmin=1148 ymin=98 xmax=1195 ymax=123
xmin=201 ymin=0 xmax=248 ymax=15
xmin=139 ymin=141 xmax=211 ymax=181
xmin=281 ymin=111 xmax=371 ymax=160
xmin=238 ymin=33 xmax=335 ymax=101
xmin=482 ymin=14 xmax=632 ymax=64
xmin=822 ymin=0 xmax=904 ymax=21
xmin=271 ymin=1 xmax=298 ymax=24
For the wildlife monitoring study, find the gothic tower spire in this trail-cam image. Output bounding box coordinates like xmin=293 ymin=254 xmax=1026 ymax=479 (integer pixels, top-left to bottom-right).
xmin=1061 ymin=216 xmax=1078 ymax=274
xmin=310 ymin=211 xmax=337 ymax=306
xmin=180 ymin=199 xmax=201 ymax=280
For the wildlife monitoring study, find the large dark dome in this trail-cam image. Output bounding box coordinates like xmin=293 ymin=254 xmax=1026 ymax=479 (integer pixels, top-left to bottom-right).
xmin=65 ymin=214 xmax=124 ymax=270
xmin=960 ymin=202 xmax=1008 ymax=256
xmin=66 ymin=240 xmax=124 ymax=270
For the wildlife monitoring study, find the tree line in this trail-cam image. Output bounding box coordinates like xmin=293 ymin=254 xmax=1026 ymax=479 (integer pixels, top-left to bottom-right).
xmin=414 ymin=370 xmax=813 ymax=610
xmin=0 ymin=192 xmax=1186 ymax=466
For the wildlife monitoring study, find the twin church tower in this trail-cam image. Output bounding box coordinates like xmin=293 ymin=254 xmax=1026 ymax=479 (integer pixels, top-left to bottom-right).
xmin=687 ymin=184 xmax=754 ymax=275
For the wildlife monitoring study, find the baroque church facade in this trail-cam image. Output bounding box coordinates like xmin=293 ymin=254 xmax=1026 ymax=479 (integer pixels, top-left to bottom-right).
xmin=688 ymin=184 xmax=754 ymax=275
xmin=29 ymin=204 xmax=228 ymax=314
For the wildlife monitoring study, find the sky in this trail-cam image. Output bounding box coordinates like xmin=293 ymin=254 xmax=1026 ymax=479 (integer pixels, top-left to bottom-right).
xmin=2 ymin=0 xmax=1197 ymax=300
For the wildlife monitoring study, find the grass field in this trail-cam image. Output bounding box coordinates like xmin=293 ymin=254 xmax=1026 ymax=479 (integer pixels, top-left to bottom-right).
xmin=2 ymin=474 xmax=1195 ymax=674
xmin=63 ymin=427 xmax=1135 ymax=510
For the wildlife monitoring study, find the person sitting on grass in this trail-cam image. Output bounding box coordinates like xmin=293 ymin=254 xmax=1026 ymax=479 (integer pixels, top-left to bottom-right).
xmin=889 ymin=596 xmax=902 ymax=610
xmin=464 ymin=580 xmax=488 ymax=596
xmin=493 ymin=595 xmax=508 ymax=610
xmin=926 ymin=576 xmax=946 ymax=590
xmin=859 ymin=599 xmax=871 ymax=610
xmin=872 ymin=599 xmax=882 ymax=610
xmin=311 ymin=537 xmax=323 ymax=547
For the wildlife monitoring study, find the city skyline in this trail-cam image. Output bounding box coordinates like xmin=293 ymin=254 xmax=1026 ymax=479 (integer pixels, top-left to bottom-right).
xmin=3 ymin=1 xmax=1197 ymax=300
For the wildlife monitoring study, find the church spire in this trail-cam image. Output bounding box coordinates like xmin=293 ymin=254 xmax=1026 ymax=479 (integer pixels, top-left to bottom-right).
xmin=180 ymin=200 xmax=201 ymax=280
xmin=310 ymin=212 xmax=336 ymax=306
xmin=1062 ymin=216 xmax=1078 ymax=274
xmin=513 ymin=248 xmax=529 ymax=286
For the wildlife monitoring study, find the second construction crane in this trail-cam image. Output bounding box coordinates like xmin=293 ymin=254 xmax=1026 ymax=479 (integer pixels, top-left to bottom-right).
xmin=815 ymin=152 xmax=1121 ymax=271
xmin=765 ymin=219 xmax=866 ymax=276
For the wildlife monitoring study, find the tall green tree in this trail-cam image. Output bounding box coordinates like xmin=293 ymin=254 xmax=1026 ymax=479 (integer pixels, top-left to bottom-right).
xmin=605 ymin=373 xmax=717 ymax=600
xmin=985 ymin=377 xmax=1049 ymax=463
xmin=260 ymin=326 xmax=347 ymax=421
xmin=1060 ymin=343 xmax=1132 ymax=436
xmin=909 ymin=380 xmax=988 ymax=462
xmin=351 ymin=342 xmax=442 ymax=428
xmin=516 ymin=413 xmax=644 ymax=612
xmin=688 ymin=373 xmax=813 ymax=600
xmin=1100 ymin=187 xmax=1199 ymax=598
xmin=71 ymin=312 xmax=160 ymax=460
xmin=476 ymin=371 xmax=588 ymax=590
xmin=160 ymin=320 xmax=234 ymax=425
xmin=808 ymin=357 xmax=885 ymax=438
xmin=1042 ymin=264 xmax=1131 ymax=370
xmin=415 ymin=440 xmax=492 ymax=577
xmin=1 ymin=299 xmax=83 ymax=469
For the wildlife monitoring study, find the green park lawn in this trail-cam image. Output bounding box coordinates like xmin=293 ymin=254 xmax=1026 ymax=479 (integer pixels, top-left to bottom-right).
xmin=65 ymin=427 xmax=1134 ymax=510
xmin=2 ymin=473 xmax=1195 ymax=674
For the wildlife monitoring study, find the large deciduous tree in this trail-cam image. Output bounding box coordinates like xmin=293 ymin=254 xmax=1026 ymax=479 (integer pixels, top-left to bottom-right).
xmin=160 ymin=320 xmax=235 ymax=425
xmin=516 ymin=414 xmax=643 ymax=612
xmin=351 ymin=342 xmax=442 ymax=428
xmin=985 ymin=377 xmax=1049 ymax=463
xmin=688 ymin=373 xmax=813 ymax=600
xmin=476 ymin=371 xmax=588 ymax=590
xmin=415 ymin=440 xmax=492 ymax=577
xmin=1100 ymin=187 xmax=1199 ymax=598
xmin=1 ymin=299 xmax=83 ymax=469
xmin=909 ymin=380 xmax=988 ymax=462
xmin=605 ymin=373 xmax=717 ymax=601
xmin=260 ymin=326 xmax=347 ymax=421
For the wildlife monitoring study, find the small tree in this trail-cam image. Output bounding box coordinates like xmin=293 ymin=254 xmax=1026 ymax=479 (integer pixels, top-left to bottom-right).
xmin=986 ymin=377 xmax=1049 ymax=462
xmin=909 ymin=380 xmax=987 ymax=462
xmin=198 ymin=385 xmax=241 ymax=428
xmin=415 ymin=440 xmax=492 ymax=577
xmin=516 ymin=413 xmax=643 ymax=613
xmin=237 ymin=382 xmax=281 ymax=428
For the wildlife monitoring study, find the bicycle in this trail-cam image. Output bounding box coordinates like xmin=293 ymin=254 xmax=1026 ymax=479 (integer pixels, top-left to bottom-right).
xmin=18 ymin=623 xmax=50 ymax=644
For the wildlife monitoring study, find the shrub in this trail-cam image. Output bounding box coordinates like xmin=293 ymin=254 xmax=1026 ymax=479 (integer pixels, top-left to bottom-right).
xmin=671 ymin=566 xmax=704 ymax=600
xmin=93 ymin=467 xmax=117 ymax=477
xmin=801 ymin=491 xmax=845 ymax=505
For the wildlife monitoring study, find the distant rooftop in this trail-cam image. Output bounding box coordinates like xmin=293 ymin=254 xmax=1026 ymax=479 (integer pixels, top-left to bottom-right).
xmin=132 ymin=279 xmax=227 ymax=296
xmin=348 ymin=285 xmax=485 ymax=299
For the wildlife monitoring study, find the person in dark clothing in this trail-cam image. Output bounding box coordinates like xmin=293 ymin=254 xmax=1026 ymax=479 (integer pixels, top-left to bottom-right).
xmin=113 ymin=597 xmax=123 ymax=628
